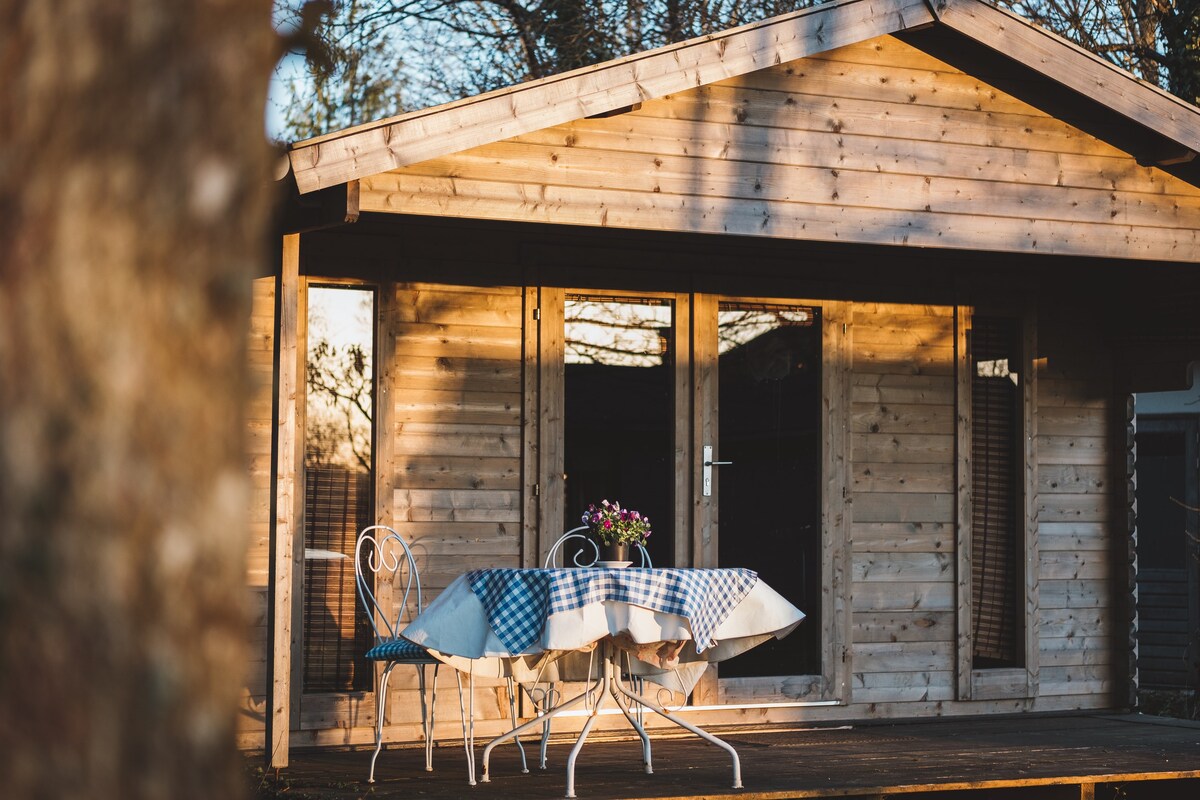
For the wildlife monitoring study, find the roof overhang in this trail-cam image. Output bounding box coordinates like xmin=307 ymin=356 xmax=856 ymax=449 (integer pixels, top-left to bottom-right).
xmin=287 ymin=0 xmax=1200 ymax=195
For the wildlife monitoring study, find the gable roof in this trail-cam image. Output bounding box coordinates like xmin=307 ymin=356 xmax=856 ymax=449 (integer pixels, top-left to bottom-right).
xmin=288 ymin=0 xmax=1200 ymax=195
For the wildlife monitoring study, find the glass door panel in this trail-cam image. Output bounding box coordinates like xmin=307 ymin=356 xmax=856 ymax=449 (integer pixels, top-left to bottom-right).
xmin=716 ymin=303 xmax=821 ymax=677
xmin=563 ymin=295 xmax=675 ymax=567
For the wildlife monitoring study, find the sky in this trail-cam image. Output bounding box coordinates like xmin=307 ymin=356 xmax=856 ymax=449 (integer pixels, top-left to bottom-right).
xmin=266 ymin=51 xmax=306 ymax=143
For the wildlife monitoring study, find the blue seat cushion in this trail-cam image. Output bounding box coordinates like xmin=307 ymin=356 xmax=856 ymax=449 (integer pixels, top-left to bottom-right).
xmin=366 ymin=638 xmax=436 ymax=663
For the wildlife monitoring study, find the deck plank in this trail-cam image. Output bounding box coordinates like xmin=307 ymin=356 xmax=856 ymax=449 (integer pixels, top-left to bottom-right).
xmin=252 ymin=713 xmax=1200 ymax=799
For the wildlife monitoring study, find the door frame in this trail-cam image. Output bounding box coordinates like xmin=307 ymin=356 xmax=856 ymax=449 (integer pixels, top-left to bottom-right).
xmin=531 ymin=286 xmax=694 ymax=568
xmin=697 ymin=294 xmax=851 ymax=706
xmin=290 ymin=277 xmax=382 ymax=733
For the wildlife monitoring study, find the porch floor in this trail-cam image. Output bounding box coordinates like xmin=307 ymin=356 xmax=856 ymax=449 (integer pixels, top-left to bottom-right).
xmin=253 ymin=713 xmax=1200 ymax=800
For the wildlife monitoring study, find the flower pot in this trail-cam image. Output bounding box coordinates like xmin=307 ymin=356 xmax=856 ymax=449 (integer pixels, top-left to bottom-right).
xmin=599 ymin=542 xmax=629 ymax=563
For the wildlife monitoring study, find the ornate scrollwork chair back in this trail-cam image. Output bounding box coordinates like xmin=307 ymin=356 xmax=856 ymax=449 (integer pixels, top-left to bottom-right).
xmin=544 ymin=525 xmax=653 ymax=568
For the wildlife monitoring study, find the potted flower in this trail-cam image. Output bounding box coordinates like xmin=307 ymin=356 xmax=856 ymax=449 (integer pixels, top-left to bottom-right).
xmin=581 ymin=499 xmax=651 ymax=564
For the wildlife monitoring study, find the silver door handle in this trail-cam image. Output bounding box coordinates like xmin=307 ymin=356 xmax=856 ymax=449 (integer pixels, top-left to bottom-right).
xmin=702 ymin=445 xmax=732 ymax=497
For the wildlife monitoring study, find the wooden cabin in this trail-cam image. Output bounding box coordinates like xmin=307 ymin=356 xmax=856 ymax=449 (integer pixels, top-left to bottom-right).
xmin=244 ymin=0 xmax=1200 ymax=767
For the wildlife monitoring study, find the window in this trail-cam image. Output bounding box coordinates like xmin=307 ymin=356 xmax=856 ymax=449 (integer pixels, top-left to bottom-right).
xmin=302 ymin=285 xmax=376 ymax=693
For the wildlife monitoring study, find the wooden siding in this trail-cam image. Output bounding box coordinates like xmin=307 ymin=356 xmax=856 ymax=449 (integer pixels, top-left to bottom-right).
xmin=359 ymin=37 xmax=1200 ymax=263
xmin=1138 ymin=568 xmax=1194 ymax=688
xmin=850 ymin=302 xmax=958 ymax=704
xmin=1036 ymin=302 xmax=1121 ymax=703
xmin=370 ymin=281 xmax=526 ymax=739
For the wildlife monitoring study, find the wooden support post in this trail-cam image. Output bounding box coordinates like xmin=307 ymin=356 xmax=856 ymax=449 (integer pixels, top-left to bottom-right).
xmin=537 ymin=288 xmax=565 ymax=558
xmin=522 ymin=285 xmax=539 ymax=567
xmin=1079 ymin=782 xmax=1095 ymax=800
xmin=267 ymin=233 xmax=302 ymax=768
xmin=822 ymin=301 xmax=853 ymax=703
xmin=955 ymin=304 xmax=974 ymax=701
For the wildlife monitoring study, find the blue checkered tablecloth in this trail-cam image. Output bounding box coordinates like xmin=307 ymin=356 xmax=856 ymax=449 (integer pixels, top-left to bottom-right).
xmin=467 ymin=567 xmax=758 ymax=656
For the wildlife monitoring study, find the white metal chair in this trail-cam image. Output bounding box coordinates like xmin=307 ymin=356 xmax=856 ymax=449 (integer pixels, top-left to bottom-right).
xmin=356 ymin=525 xmax=528 ymax=784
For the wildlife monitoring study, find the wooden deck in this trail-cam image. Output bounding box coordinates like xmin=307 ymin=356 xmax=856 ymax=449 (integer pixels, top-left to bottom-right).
xmin=252 ymin=713 xmax=1200 ymax=799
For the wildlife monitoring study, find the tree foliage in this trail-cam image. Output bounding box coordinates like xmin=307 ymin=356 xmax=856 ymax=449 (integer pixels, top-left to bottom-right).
xmin=278 ymin=0 xmax=410 ymax=139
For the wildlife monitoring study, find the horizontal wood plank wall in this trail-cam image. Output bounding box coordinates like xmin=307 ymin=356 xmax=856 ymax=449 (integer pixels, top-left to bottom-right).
xmin=240 ymin=275 xmax=276 ymax=748
xmin=359 ymin=36 xmax=1200 ymax=263
xmin=379 ymin=281 xmax=526 ymax=737
xmin=1035 ymin=303 xmax=1119 ymax=703
xmin=849 ymin=302 xmax=958 ymax=705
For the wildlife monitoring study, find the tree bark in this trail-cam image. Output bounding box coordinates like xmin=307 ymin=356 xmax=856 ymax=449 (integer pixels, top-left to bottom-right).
xmin=0 ymin=3 xmax=275 ymax=799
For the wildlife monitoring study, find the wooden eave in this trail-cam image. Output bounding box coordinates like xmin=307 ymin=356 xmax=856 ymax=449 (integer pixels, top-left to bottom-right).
xmin=930 ymin=0 xmax=1200 ymax=184
xmin=287 ymin=0 xmax=1200 ymax=196
xmin=287 ymin=0 xmax=941 ymax=193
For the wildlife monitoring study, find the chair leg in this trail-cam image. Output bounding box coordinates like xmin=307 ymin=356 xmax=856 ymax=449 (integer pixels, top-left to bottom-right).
xmin=536 ymin=684 xmax=561 ymax=770
xmin=456 ymin=669 xmax=476 ymax=785
xmin=507 ymin=677 xmax=529 ymax=773
xmin=418 ymin=663 xmax=436 ymax=772
xmin=368 ymin=663 xmax=397 ymax=784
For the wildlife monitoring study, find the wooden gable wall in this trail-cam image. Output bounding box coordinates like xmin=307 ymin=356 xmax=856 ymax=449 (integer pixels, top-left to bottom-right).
xmin=358 ymin=36 xmax=1200 ymax=263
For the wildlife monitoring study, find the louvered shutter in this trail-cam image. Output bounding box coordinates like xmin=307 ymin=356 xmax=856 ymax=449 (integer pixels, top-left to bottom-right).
xmin=970 ymin=316 xmax=1022 ymax=666
xmin=302 ymin=466 xmax=374 ymax=692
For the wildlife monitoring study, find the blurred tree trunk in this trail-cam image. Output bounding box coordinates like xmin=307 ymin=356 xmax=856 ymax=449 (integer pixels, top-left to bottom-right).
xmin=0 ymin=2 xmax=275 ymax=799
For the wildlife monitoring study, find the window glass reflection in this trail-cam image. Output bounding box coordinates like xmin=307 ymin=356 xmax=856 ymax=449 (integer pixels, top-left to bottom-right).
xmin=564 ymin=296 xmax=674 ymax=567
xmin=303 ymin=285 xmax=375 ymax=694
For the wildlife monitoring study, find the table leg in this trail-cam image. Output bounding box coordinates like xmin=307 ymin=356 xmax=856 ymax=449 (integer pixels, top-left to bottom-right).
xmin=480 ymin=676 xmax=598 ymax=783
xmin=505 ymin=677 xmax=529 ymax=773
xmin=564 ymin=669 xmax=609 ymax=799
xmin=525 ymin=684 xmax=561 ymax=770
xmin=566 ymin=643 xmax=653 ymax=797
xmin=612 ymin=665 xmax=743 ymax=789
xmin=611 ymin=680 xmax=653 ymax=775
xmin=537 ymin=686 xmax=559 ymax=772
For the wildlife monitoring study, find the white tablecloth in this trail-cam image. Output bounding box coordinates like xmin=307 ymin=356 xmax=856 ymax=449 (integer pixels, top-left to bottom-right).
xmin=401 ymin=568 xmax=805 ymax=694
